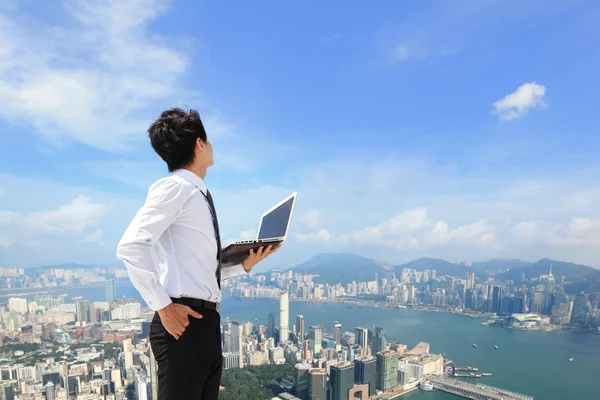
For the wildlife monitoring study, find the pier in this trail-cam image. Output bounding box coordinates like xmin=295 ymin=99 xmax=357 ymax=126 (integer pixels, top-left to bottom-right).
xmin=430 ymin=376 xmax=534 ymax=400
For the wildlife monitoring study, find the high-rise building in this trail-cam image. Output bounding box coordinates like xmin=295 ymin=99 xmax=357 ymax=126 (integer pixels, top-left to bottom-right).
xmin=280 ymin=291 xmax=290 ymax=343
xmin=355 ymin=327 xmax=368 ymax=348
xmin=571 ymin=294 xmax=589 ymax=325
xmin=333 ymin=323 xmax=342 ymax=343
xmin=308 ymin=368 xmax=327 ymax=400
xmin=530 ymin=291 xmax=544 ymax=314
xmin=309 ymin=325 xmax=322 ymax=356
xmin=1 ymin=384 xmax=14 ymax=400
xmin=44 ymin=382 xmax=55 ymax=400
xmin=545 ymin=264 xmax=556 ymax=315
xmin=330 ymin=361 xmax=355 ymax=400
xmin=492 ymin=286 xmax=502 ymax=314
xmin=295 ymin=362 xmax=312 ymax=400
xmin=376 ymin=350 xmax=398 ymax=391
xmin=354 ymin=356 xmax=377 ymax=396
xmin=105 ymin=278 xmax=117 ymax=303
xmin=268 ymin=312 xmax=275 ymax=339
xmin=149 ymin=346 xmax=158 ymax=400
xmin=551 ymin=294 xmax=573 ymax=325
xmin=231 ymin=321 xmax=244 ymax=368
xmin=372 ymin=327 xmax=386 ymax=355
xmin=75 ymin=299 xmax=92 ymax=323
xmin=296 ymin=315 xmax=305 ymax=342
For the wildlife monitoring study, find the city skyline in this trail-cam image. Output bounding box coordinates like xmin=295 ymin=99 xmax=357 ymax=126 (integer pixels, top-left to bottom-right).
xmin=1 ymin=0 xmax=600 ymax=270
xmin=0 ymin=260 xmax=597 ymax=399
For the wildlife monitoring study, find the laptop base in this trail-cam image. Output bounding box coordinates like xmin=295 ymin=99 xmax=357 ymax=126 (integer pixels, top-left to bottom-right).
xmin=221 ymin=239 xmax=283 ymax=265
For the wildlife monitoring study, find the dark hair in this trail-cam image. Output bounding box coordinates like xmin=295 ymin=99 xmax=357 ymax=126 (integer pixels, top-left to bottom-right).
xmin=148 ymin=108 xmax=207 ymax=172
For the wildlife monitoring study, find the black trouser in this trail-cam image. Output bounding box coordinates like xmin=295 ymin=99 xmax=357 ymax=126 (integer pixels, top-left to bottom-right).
xmin=150 ymin=305 xmax=222 ymax=400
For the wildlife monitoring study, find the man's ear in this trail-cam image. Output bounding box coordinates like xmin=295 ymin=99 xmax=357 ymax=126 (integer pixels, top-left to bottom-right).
xmin=196 ymin=138 xmax=206 ymax=151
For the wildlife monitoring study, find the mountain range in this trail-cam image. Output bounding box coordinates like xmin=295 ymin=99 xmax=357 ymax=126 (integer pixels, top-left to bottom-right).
xmin=23 ymin=253 xmax=600 ymax=295
xmin=286 ymin=253 xmax=600 ymax=294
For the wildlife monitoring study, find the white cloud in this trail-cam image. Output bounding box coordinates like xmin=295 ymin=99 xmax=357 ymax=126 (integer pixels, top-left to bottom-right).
xmin=0 ymin=195 xmax=109 ymax=246
xmin=339 ymin=208 xmax=428 ymax=246
xmin=240 ymin=229 xmax=256 ymax=240
xmin=300 ymin=209 xmax=321 ymax=229
xmin=83 ymin=229 xmax=104 ymax=244
xmin=392 ymin=46 xmax=412 ymax=61
xmin=513 ymin=217 xmax=600 ymax=246
xmin=425 ymin=219 xmax=497 ymax=247
xmin=0 ymin=0 xmax=190 ymax=151
xmin=336 ymin=208 xmax=497 ymax=251
xmin=296 ymin=229 xmax=333 ymax=243
xmin=493 ymin=82 xmax=547 ymax=120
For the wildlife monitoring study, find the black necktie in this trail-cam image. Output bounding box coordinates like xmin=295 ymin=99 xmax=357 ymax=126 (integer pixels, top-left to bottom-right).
xmin=204 ymin=190 xmax=222 ymax=288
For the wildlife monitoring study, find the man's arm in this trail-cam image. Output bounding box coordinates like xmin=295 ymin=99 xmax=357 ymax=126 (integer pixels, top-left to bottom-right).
xmin=220 ymin=245 xmax=282 ymax=282
xmin=116 ymin=179 xmax=186 ymax=311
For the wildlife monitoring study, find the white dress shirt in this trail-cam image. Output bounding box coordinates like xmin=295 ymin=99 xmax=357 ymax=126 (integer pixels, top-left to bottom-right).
xmin=116 ymin=169 xmax=247 ymax=311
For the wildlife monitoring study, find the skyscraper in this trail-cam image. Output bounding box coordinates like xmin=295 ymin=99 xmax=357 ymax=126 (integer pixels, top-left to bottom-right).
xmin=372 ymin=327 xmax=386 ymax=355
xmin=354 ymin=356 xmax=377 ymax=396
xmin=308 ymin=368 xmax=327 ymax=400
xmin=149 ymin=346 xmax=158 ymax=400
xmin=231 ymin=321 xmax=244 ymax=368
xmin=75 ymin=299 xmax=91 ymax=323
xmin=333 ymin=323 xmax=342 ymax=343
xmin=296 ymin=362 xmax=312 ymax=400
xmin=279 ymin=291 xmax=289 ymax=343
xmin=492 ymin=286 xmax=502 ymax=314
xmin=355 ymin=327 xmax=368 ymax=348
xmin=376 ymin=350 xmax=398 ymax=391
xmin=1 ymin=384 xmax=14 ymax=400
xmin=296 ymin=315 xmax=305 ymax=342
xmin=44 ymin=382 xmax=55 ymax=400
xmin=309 ymin=325 xmax=322 ymax=356
xmin=268 ymin=312 xmax=275 ymax=339
xmin=330 ymin=361 xmax=355 ymax=400
xmin=105 ymin=278 xmax=117 ymax=303
xmin=545 ymin=264 xmax=556 ymax=315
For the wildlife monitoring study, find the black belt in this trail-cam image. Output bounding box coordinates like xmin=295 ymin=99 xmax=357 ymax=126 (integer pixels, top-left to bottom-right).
xmin=171 ymin=297 xmax=220 ymax=312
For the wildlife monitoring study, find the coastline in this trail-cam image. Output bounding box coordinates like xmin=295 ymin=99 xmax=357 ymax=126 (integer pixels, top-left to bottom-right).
xmin=228 ymin=294 xmax=597 ymax=335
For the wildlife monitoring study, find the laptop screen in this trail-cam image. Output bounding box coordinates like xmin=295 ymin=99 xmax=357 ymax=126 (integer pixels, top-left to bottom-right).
xmin=257 ymin=197 xmax=294 ymax=240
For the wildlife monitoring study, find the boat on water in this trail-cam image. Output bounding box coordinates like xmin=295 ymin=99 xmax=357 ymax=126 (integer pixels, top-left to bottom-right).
xmin=420 ymin=381 xmax=434 ymax=391
xmin=569 ymin=358 xmax=574 ymax=362
xmin=494 ymin=345 xmax=499 ymax=349
xmin=482 ymin=373 xmax=492 ymax=376
xmin=472 ymin=343 xmax=477 ymax=348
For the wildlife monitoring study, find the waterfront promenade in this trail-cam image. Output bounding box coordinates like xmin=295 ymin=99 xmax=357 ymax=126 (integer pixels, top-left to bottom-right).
xmin=430 ymin=376 xmax=534 ymax=400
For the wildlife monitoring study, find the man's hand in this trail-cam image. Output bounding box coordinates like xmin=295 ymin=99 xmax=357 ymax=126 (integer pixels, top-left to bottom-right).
xmin=242 ymin=244 xmax=281 ymax=272
xmin=157 ymin=303 xmax=202 ymax=340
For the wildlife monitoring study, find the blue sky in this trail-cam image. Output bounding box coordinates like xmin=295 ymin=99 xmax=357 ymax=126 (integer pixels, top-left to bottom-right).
xmin=1 ymin=0 xmax=599 ymax=271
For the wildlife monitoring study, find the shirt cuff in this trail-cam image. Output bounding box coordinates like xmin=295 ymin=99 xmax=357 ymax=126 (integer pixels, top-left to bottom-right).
xmin=144 ymin=286 xmax=173 ymax=311
xmin=221 ymin=263 xmax=248 ymax=280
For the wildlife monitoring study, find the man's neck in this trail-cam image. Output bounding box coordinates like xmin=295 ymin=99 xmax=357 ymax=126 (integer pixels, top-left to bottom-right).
xmin=184 ymin=166 xmax=207 ymax=180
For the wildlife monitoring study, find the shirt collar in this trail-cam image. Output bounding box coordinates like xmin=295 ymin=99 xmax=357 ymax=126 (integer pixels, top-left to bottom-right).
xmin=173 ymin=169 xmax=208 ymax=194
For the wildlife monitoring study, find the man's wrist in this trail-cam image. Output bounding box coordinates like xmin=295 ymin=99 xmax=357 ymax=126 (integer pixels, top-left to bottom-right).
xmin=157 ymin=302 xmax=173 ymax=315
xmin=242 ymin=261 xmax=253 ymax=272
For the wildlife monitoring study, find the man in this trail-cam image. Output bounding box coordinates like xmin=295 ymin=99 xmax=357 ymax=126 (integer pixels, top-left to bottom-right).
xmin=116 ymin=108 xmax=279 ymax=400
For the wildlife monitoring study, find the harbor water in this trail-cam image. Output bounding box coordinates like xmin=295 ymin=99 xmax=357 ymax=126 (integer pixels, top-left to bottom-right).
xmin=2 ymin=282 xmax=599 ymax=399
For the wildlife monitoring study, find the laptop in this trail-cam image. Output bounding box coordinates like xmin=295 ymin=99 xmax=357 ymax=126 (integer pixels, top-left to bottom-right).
xmin=221 ymin=192 xmax=297 ymax=266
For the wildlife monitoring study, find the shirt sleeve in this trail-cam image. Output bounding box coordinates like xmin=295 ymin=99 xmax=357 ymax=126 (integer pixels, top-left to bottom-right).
xmin=220 ymin=263 xmax=248 ymax=281
xmin=116 ymin=178 xmax=188 ymax=311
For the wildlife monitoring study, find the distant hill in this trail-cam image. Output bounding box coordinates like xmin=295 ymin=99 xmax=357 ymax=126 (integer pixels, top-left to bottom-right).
xmin=289 ymin=253 xmax=391 ymax=285
xmin=470 ymin=259 xmax=530 ymax=274
xmin=288 ymin=253 xmax=598 ymax=290
xmin=30 ymin=263 xmax=98 ymax=270
xmin=495 ymin=258 xmax=597 ymax=281
xmin=394 ymin=258 xmax=460 ymax=277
